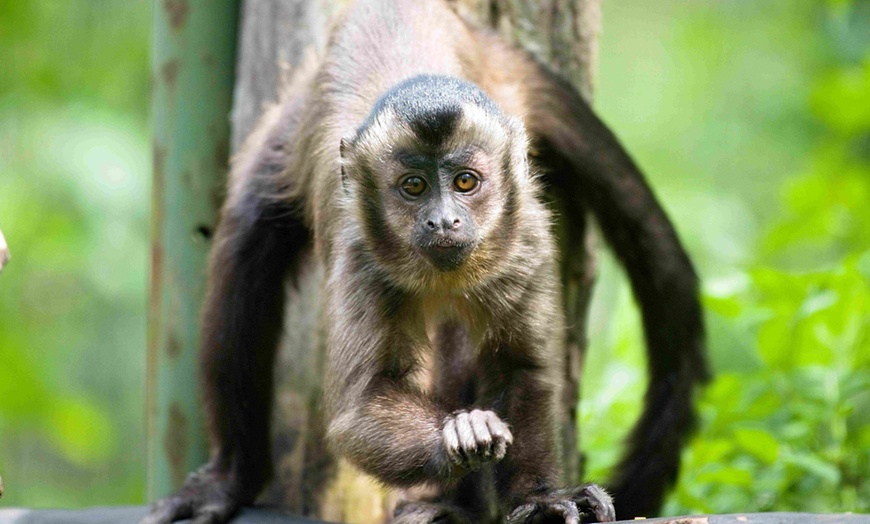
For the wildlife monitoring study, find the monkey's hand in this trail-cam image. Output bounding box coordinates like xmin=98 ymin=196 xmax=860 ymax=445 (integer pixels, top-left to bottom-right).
xmin=442 ymin=409 xmax=513 ymax=471
xmin=140 ymin=462 xmax=254 ymax=524
xmin=506 ymin=485 xmax=615 ymax=524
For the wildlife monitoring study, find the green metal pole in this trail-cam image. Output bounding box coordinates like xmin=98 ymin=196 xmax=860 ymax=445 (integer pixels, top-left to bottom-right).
xmin=148 ymin=0 xmax=239 ymax=500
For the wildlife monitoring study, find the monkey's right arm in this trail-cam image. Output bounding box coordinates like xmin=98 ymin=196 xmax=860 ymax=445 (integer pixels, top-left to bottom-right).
xmin=323 ymin=264 xmax=512 ymax=488
xmin=143 ymin=100 xmax=310 ymax=524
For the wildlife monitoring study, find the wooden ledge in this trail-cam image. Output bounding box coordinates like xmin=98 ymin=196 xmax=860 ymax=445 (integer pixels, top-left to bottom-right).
xmin=0 ymin=508 xmax=866 ymax=524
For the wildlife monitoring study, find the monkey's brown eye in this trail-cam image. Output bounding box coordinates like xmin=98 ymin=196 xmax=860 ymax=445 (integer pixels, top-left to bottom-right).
xmin=401 ymin=176 xmax=427 ymax=197
xmin=453 ymin=172 xmax=479 ymax=193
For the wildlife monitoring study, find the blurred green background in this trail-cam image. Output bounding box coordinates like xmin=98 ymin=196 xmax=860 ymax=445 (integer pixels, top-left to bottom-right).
xmin=0 ymin=0 xmax=867 ymax=516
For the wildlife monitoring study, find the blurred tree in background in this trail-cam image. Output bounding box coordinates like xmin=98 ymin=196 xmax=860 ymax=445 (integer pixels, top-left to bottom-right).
xmin=0 ymin=0 xmax=866 ymax=516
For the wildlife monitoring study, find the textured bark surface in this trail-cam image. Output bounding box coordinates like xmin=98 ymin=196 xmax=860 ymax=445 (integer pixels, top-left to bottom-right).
xmin=231 ymin=1 xmax=601 ymax=521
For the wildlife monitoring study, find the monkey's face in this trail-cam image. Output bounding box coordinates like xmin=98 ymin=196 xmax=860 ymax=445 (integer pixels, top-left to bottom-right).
xmin=341 ymin=104 xmax=530 ymax=288
xmin=388 ymin=147 xmax=493 ymax=272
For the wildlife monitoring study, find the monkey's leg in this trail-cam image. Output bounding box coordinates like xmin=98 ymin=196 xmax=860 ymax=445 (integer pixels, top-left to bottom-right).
xmin=143 ymin=98 xmax=310 ymax=524
xmin=526 ymin=69 xmax=708 ymax=519
xmin=506 ymin=485 xmax=615 ymax=524
xmin=476 ymin=333 xmax=614 ymax=524
xmin=485 ymin=369 xmax=612 ymax=523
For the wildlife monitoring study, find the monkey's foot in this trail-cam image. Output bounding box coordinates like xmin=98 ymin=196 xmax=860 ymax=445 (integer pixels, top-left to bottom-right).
xmin=506 ymin=485 xmax=615 ymax=524
xmin=442 ymin=409 xmax=513 ymax=471
xmin=140 ymin=464 xmax=251 ymax=524
xmin=392 ymin=501 xmax=471 ymax=524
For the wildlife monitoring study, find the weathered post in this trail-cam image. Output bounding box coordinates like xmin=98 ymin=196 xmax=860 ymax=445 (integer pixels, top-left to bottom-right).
xmin=148 ymin=0 xmax=240 ymax=500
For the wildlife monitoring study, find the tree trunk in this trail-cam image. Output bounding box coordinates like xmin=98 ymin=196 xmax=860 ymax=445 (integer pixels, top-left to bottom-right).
xmin=231 ymin=1 xmax=601 ymax=522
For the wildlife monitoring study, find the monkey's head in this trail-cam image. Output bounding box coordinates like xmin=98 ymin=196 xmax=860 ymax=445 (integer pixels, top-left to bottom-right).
xmin=340 ymin=75 xmax=537 ymax=290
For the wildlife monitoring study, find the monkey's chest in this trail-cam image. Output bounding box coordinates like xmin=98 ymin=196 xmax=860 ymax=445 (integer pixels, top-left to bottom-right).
xmin=420 ymin=295 xmax=485 ymax=349
xmin=419 ymin=297 xmax=489 ymax=406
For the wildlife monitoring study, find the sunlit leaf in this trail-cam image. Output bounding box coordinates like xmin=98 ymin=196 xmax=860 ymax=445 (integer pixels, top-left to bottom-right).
xmin=733 ymin=427 xmax=780 ymax=464
xmin=695 ymin=465 xmax=755 ymax=487
xmin=784 ymin=452 xmax=842 ymax=484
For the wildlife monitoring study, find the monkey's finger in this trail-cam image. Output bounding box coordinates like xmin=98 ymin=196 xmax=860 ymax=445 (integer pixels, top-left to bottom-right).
xmin=484 ymin=411 xmax=513 ymax=445
xmin=573 ymin=484 xmax=615 ymax=522
xmin=191 ymin=513 xmax=222 ymax=524
xmin=190 ymin=502 xmax=236 ymax=524
xmin=468 ymin=409 xmax=493 ymax=459
xmin=455 ymin=411 xmax=481 ymax=469
xmin=541 ymin=501 xmax=580 ymax=524
xmin=485 ymin=415 xmax=512 ymax=460
xmin=140 ymin=495 xmax=194 ymax=524
xmin=442 ymin=416 xmax=463 ymax=465
xmin=454 ymin=412 xmax=474 ymax=447
xmin=505 ymin=502 xmax=536 ymax=524
xmin=491 ymin=437 xmax=508 ymax=462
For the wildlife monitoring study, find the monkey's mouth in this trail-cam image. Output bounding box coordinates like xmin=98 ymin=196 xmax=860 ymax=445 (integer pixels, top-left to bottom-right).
xmin=434 ymin=237 xmax=463 ymax=248
xmin=420 ymin=237 xmax=475 ymax=271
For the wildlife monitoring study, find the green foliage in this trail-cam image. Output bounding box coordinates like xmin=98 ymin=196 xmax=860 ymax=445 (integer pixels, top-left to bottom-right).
xmin=677 ymin=259 xmax=870 ymax=513
xmin=0 ymin=0 xmax=150 ymax=508
xmin=583 ymin=0 xmax=870 ymax=516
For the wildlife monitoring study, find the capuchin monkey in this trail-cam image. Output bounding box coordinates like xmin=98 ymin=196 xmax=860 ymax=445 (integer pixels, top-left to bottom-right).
xmin=143 ymin=0 xmax=707 ymax=523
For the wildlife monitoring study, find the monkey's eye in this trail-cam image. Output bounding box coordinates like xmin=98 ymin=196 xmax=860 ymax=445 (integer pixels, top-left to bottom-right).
xmin=453 ymin=172 xmax=479 ymax=193
xmin=401 ymin=176 xmax=427 ymax=197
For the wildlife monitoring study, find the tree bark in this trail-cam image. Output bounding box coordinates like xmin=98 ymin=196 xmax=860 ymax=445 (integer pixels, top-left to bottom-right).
xmin=231 ymin=1 xmax=601 ymax=521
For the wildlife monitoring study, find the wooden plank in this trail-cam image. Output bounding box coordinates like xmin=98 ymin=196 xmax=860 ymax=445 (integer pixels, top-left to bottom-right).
xmin=0 ymin=508 xmax=866 ymax=524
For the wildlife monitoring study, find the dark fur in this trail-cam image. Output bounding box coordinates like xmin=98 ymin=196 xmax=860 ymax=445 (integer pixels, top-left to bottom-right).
xmin=357 ymin=76 xmax=503 ymax=148
xmin=143 ymin=1 xmax=706 ymax=523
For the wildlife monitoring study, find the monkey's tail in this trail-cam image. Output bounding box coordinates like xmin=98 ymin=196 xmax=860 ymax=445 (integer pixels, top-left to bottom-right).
xmin=605 ymin=267 xmax=709 ymax=519
xmin=523 ymin=60 xmax=710 ymax=519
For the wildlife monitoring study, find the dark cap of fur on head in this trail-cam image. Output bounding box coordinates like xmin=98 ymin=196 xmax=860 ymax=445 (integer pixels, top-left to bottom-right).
xmin=354 ymin=75 xmax=508 ymax=148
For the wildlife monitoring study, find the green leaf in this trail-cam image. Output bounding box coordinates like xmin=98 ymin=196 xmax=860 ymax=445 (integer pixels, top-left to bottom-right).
xmin=734 ymin=427 xmax=780 ymax=464
xmin=695 ymin=466 xmax=755 ymax=487
xmin=784 ymin=452 xmax=841 ymax=484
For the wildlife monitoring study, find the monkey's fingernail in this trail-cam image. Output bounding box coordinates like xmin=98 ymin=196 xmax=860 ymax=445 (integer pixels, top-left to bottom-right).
xmin=503 ymin=429 xmax=514 ymax=444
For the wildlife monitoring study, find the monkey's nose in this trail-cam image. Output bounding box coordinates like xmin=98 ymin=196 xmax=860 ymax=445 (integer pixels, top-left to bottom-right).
xmin=426 ymin=218 xmax=461 ymax=231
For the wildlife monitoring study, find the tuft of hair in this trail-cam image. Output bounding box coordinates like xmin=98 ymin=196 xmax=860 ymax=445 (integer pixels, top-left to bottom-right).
xmin=354 ymin=75 xmax=507 ymax=148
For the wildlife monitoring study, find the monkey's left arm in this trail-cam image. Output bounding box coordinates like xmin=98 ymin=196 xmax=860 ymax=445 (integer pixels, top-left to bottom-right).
xmin=526 ymin=69 xmax=709 ymax=520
